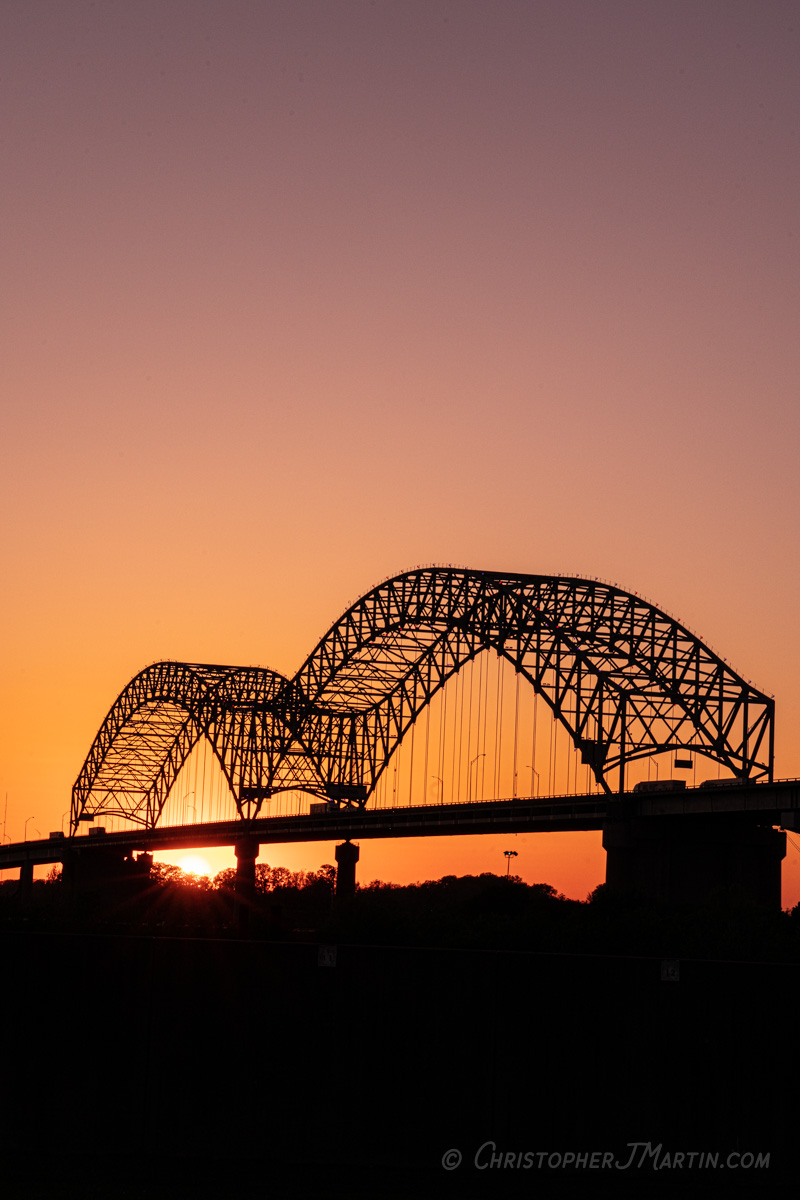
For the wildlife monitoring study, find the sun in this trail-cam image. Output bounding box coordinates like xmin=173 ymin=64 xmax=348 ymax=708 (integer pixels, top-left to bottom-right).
xmin=178 ymin=854 xmax=212 ymax=877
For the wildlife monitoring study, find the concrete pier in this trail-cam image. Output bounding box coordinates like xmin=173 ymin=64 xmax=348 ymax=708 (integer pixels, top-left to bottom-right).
xmin=603 ymin=816 xmax=786 ymax=909
xmin=334 ymin=841 xmax=359 ymax=900
xmin=234 ymin=837 xmax=259 ymax=931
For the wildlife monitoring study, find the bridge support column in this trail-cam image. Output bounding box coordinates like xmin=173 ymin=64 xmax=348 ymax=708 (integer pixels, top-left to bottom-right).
xmin=234 ymin=837 xmax=259 ymax=932
xmin=335 ymin=841 xmax=359 ymax=900
xmin=18 ymin=860 xmax=33 ymax=905
xmin=603 ymin=817 xmax=786 ymax=909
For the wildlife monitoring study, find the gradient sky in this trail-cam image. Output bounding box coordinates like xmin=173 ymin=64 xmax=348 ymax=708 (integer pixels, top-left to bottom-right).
xmin=2 ymin=1 xmax=799 ymax=901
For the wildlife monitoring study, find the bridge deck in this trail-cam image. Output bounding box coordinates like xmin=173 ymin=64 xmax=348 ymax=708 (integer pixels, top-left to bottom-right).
xmin=1 ymin=780 xmax=799 ymax=871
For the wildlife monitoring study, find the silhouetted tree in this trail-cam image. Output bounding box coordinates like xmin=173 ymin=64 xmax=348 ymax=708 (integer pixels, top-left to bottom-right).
xmin=213 ymin=867 xmax=236 ymax=892
xmin=151 ymin=862 xmax=212 ymax=890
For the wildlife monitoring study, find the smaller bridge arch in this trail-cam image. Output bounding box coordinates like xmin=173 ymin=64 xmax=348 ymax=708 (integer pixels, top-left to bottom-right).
xmin=71 ymin=661 xmax=326 ymax=831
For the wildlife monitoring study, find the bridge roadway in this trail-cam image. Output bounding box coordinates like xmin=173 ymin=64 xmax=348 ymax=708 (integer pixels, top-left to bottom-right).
xmin=1 ymin=779 xmax=799 ymax=872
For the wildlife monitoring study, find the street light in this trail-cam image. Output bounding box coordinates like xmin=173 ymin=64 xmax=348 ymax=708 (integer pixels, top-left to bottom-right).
xmin=526 ymin=766 xmax=540 ymax=797
xmin=432 ymin=775 xmax=444 ymax=804
xmin=468 ymin=753 xmax=485 ymax=803
xmin=503 ymin=850 xmax=518 ymax=878
xmin=24 ymin=816 xmax=34 ymax=841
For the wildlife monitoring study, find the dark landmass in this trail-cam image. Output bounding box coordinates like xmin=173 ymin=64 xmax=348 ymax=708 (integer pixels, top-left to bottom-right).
xmin=1 ymin=868 xmax=798 ymax=1198
xmin=4 ymin=863 xmax=800 ymax=962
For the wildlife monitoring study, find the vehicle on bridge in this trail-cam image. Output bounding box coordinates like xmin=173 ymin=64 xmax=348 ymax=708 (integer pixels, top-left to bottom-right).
xmin=698 ymin=778 xmax=745 ymax=789
xmin=632 ymin=779 xmax=687 ymax=794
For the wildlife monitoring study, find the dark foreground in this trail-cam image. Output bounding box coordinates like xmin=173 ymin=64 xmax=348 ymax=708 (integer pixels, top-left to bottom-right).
xmin=1 ymin=912 xmax=798 ymax=1199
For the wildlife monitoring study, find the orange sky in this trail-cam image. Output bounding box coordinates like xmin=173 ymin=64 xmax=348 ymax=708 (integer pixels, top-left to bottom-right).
xmin=2 ymin=2 xmax=799 ymax=903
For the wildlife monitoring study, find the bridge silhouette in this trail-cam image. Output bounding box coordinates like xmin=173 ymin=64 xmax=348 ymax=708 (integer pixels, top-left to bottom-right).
xmin=1 ymin=568 xmax=790 ymax=910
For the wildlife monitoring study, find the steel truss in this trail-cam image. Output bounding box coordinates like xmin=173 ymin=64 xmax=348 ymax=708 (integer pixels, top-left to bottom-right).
xmin=71 ymin=569 xmax=774 ymax=830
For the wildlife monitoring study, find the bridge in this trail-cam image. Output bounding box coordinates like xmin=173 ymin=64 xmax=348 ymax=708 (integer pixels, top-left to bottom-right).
xmin=2 ymin=567 xmax=787 ymax=909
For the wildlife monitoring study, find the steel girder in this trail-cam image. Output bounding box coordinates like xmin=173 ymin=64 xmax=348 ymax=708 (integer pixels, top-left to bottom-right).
xmin=71 ymin=569 xmax=774 ymax=830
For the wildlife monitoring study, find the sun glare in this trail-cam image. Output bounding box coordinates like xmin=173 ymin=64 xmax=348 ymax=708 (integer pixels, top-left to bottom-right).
xmin=179 ymin=854 xmax=212 ymax=877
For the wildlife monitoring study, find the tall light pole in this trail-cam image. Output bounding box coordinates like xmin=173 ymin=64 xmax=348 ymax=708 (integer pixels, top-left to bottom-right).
xmin=526 ymin=766 xmax=540 ymax=797
xmin=468 ymin=753 xmax=485 ymax=803
xmin=432 ymin=775 xmax=444 ymax=804
xmin=24 ymin=816 xmax=34 ymax=841
xmin=503 ymin=850 xmax=518 ymax=878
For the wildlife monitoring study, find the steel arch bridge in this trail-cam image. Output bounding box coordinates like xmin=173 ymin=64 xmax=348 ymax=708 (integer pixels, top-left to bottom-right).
xmin=71 ymin=568 xmax=774 ymax=832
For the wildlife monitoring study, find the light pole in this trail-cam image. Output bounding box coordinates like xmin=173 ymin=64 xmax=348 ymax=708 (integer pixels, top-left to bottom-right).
xmin=468 ymin=753 xmax=485 ymax=803
xmin=526 ymin=766 xmax=540 ymax=797
xmin=24 ymin=816 xmax=34 ymax=841
xmin=504 ymin=850 xmax=518 ymax=878
xmin=432 ymin=775 xmax=444 ymax=804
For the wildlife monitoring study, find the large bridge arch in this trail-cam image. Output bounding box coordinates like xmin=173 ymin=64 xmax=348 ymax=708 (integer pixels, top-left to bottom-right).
xmin=72 ymin=568 xmax=774 ymax=830
xmin=296 ymin=568 xmax=774 ymax=798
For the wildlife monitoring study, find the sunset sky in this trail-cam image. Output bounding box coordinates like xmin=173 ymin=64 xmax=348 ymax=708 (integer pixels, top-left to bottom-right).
xmin=2 ymin=2 xmax=799 ymax=902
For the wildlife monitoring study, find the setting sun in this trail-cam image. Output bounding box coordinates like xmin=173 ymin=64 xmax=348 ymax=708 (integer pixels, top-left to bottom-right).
xmin=178 ymin=855 xmax=212 ymax=878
